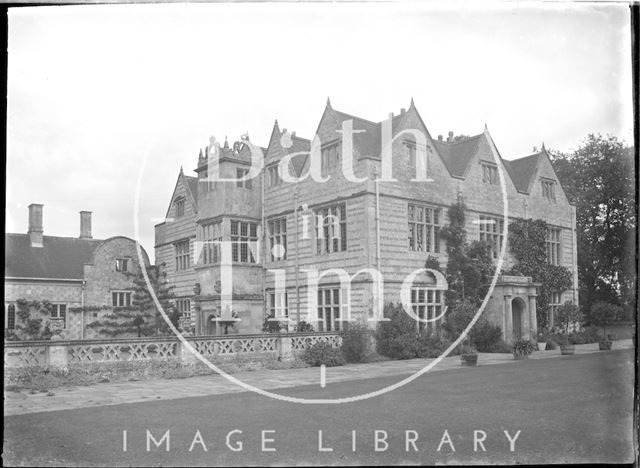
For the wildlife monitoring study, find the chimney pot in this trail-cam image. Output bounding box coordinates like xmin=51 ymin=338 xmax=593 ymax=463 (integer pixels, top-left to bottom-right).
xmin=28 ymin=203 xmax=44 ymax=247
xmin=79 ymin=211 xmax=92 ymax=239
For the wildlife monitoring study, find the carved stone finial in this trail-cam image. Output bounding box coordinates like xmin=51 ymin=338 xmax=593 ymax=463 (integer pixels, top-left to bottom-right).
xmin=223 ymin=136 xmax=229 ymax=149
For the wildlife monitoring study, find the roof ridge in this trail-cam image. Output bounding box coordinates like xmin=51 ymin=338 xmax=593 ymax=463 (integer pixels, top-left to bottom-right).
xmin=434 ymin=134 xmax=483 ymax=146
xmin=509 ymin=152 xmax=541 ymax=163
xmin=334 ymin=109 xmax=379 ymax=126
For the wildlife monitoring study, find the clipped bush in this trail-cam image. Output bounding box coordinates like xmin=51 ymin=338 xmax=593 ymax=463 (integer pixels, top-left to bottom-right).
xmin=340 ymin=322 xmax=371 ymax=363
xmin=470 ymin=319 xmax=503 ymax=352
xmin=302 ymin=342 xmax=345 ymax=367
xmin=545 ymin=340 xmax=558 ymax=350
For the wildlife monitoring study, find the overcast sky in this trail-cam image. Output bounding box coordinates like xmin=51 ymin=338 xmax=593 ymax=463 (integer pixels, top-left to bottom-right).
xmin=6 ymin=2 xmax=633 ymax=262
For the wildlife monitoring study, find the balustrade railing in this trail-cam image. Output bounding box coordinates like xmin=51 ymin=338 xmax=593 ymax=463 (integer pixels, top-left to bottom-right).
xmin=3 ymin=332 xmax=342 ymax=368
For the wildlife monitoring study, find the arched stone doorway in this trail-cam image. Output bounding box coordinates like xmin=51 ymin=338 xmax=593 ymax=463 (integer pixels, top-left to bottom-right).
xmin=512 ymin=297 xmax=526 ymax=341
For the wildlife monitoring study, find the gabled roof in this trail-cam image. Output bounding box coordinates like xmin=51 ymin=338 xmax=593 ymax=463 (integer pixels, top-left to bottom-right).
xmin=5 ymin=234 xmax=103 ymax=280
xmin=185 ymin=176 xmax=199 ymax=207
xmin=433 ymin=135 xmax=483 ymax=178
xmin=503 ymin=152 xmax=541 ymax=194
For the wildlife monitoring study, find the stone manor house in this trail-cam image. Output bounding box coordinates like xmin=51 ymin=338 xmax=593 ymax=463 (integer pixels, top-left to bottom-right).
xmin=5 ymin=204 xmax=151 ymax=340
xmin=155 ymin=99 xmax=578 ymax=343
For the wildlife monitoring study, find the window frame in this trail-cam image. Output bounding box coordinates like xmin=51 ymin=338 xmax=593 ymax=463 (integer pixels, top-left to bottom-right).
xmin=112 ymin=291 xmax=132 ymax=308
xmin=267 ymin=217 xmax=287 ymax=261
xmin=481 ymin=163 xmax=499 ymax=185
xmin=50 ymin=303 xmax=67 ymax=329
xmin=115 ymin=257 xmax=129 ymax=272
xmin=408 ymin=203 xmax=441 ymax=253
xmin=236 ymin=167 xmax=252 ymax=189
xmin=410 ymin=287 xmax=444 ymax=332
xmin=317 ymin=287 xmax=342 ymax=332
xmin=546 ymin=227 xmax=562 ymax=266
xmin=6 ymin=304 xmax=16 ymax=330
xmin=478 ymin=214 xmax=505 ymax=259
xmin=315 ymin=202 xmax=347 ymax=255
xmin=174 ymin=239 xmax=191 ymax=271
xmin=174 ymin=197 xmax=185 ymax=217
xmin=200 ymin=221 xmax=222 ymax=265
xmin=231 ymin=220 xmax=259 ymax=263
xmin=541 ymin=178 xmax=556 ymax=201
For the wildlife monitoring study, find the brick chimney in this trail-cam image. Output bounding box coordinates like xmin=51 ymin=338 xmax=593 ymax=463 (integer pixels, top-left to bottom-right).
xmin=437 ymin=135 xmax=443 ymax=141
xmin=79 ymin=211 xmax=92 ymax=239
xmin=447 ymin=131 xmax=454 ymax=142
xmin=28 ymin=203 xmax=44 ymax=247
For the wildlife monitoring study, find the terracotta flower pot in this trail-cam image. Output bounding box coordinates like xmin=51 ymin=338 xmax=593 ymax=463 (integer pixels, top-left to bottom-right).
xmin=560 ymin=344 xmax=575 ymax=355
xmin=537 ymin=342 xmax=546 ymax=351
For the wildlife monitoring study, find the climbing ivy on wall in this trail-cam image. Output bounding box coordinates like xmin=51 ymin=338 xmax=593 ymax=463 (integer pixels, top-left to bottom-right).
xmin=439 ymin=200 xmax=495 ymax=307
xmin=11 ymin=299 xmax=54 ymax=341
xmin=507 ymin=218 xmax=573 ymax=329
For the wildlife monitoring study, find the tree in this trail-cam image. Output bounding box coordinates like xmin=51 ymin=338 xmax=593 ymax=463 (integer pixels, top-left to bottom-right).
xmin=549 ymin=135 xmax=636 ymax=309
xmin=587 ymin=301 xmax=621 ymax=339
xmin=132 ymin=265 xmax=178 ymax=336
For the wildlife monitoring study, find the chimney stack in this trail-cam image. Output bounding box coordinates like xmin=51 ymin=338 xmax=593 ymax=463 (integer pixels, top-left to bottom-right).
xmin=79 ymin=211 xmax=92 ymax=239
xmin=447 ymin=131 xmax=454 ymax=142
xmin=438 ymin=135 xmax=443 ymax=142
xmin=400 ymin=108 xmax=406 ymax=115
xmin=28 ymin=203 xmax=44 ymax=247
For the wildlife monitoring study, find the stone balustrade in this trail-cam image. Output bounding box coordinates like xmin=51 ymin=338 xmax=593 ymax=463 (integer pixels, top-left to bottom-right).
xmin=3 ymin=332 xmax=343 ymax=368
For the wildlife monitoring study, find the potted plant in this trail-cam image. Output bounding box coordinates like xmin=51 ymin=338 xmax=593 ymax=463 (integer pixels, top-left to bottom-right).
xmin=537 ymin=328 xmax=550 ymax=351
xmin=587 ymin=302 xmax=620 ymax=351
xmin=460 ymin=343 xmax=478 ymax=366
xmin=512 ymin=339 xmax=537 ymax=360
xmin=556 ymin=302 xmax=582 ymax=355
xmin=558 ymin=334 xmax=575 ymax=355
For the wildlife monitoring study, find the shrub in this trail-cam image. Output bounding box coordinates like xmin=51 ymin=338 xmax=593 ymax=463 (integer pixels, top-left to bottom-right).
xmin=341 ymin=322 xmax=371 ymax=363
xmin=375 ymin=303 xmax=420 ymax=359
xmin=262 ymin=316 xmax=284 ymax=333
xmin=460 ymin=344 xmax=477 ymax=355
xmin=545 ymin=340 xmax=557 ymax=350
xmin=487 ymin=339 xmax=513 ymax=353
xmin=302 ymin=342 xmax=345 ymax=367
xmin=470 ymin=320 xmax=503 ymax=352
xmin=416 ymin=330 xmax=453 ymax=358
xmin=294 ymin=321 xmax=314 ymax=333
xmin=512 ymin=339 xmax=536 ymax=357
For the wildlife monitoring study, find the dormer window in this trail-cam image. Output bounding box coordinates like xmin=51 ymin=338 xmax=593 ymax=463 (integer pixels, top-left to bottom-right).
xmin=481 ymin=163 xmax=498 ymax=185
xmin=174 ymin=197 xmax=185 ymax=217
xmin=541 ymin=178 xmax=556 ymax=201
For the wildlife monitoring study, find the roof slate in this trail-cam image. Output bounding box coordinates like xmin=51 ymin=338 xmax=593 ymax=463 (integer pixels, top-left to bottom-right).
xmin=5 ymin=234 xmax=104 ymax=280
xmin=504 ymin=152 xmax=540 ymax=193
xmin=433 ymin=135 xmax=483 ymax=178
